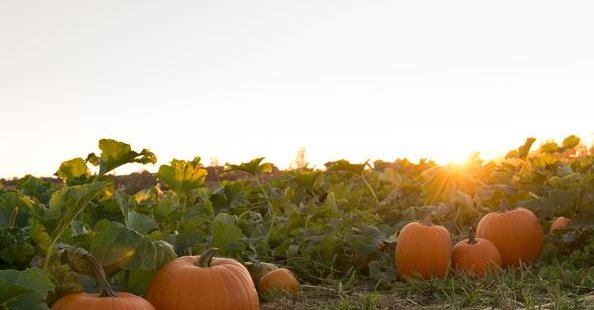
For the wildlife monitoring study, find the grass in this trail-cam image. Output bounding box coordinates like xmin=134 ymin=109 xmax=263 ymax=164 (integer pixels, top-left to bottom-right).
xmin=261 ymin=263 xmax=594 ymax=309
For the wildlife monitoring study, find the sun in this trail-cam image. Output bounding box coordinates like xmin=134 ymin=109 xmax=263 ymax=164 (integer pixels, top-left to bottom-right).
xmin=431 ymin=149 xmax=477 ymax=167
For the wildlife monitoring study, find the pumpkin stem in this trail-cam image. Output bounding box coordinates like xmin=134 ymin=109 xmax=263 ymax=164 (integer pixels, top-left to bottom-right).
xmin=468 ymin=226 xmax=477 ymax=245
xmin=57 ymin=244 xmax=116 ymax=298
xmin=196 ymin=248 xmax=219 ymax=268
xmin=82 ymin=250 xmax=116 ymax=298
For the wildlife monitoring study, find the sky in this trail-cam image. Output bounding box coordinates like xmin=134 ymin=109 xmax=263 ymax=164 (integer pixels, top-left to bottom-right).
xmin=1 ymin=0 xmax=593 ymax=178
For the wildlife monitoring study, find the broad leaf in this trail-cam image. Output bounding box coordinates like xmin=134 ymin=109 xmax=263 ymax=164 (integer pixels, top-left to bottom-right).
xmin=55 ymin=158 xmax=91 ymax=185
xmin=211 ymin=213 xmax=242 ymax=251
xmin=86 ymin=139 xmax=156 ymax=176
xmin=91 ymin=221 xmax=175 ymax=271
xmin=225 ymin=157 xmax=273 ymax=176
xmin=562 ymin=135 xmax=580 ymax=150
xmin=157 ymin=158 xmax=207 ymax=195
xmin=325 ymin=160 xmax=366 ymax=175
xmin=43 ymin=182 xmax=109 ymax=239
xmin=0 ymin=268 xmax=54 ymax=310
xmin=127 ymin=211 xmax=157 ymax=234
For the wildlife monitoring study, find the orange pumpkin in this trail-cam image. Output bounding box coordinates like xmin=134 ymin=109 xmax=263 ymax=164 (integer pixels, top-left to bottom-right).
xmin=145 ymin=248 xmax=259 ymax=310
xmin=550 ymin=216 xmax=570 ymax=234
xmin=476 ymin=203 xmax=543 ymax=267
xmin=452 ymin=227 xmax=502 ymax=276
xmin=395 ymin=217 xmax=452 ymax=280
xmin=245 ymin=261 xmax=279 ymax=286
xmin=53 ymin=292 xmax=155 ymax=310
xmin=52 ymin=249 xmax=154 ymax=310
xmin=258 ymin=268 xmax=300 ymax=295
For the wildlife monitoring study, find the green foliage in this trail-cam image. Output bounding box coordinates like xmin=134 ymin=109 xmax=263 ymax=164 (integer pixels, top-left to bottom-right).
xmin=1 ymin=135 xmax=593 ymax=308
xmin=55 ymin=158 xmax=91 ymax=185
xmin=225 ymin=157 xmax=273 ymax=176
xmin=157 ymin=157 xmax=207 ymax=195
xmin=0 ymin=192 xmax=38 ymax=228
xmin=0 ymin=227 xmax=35 ymax=269
xmin=86 ymin=139 xmax=157 ymax=176
xmin=91 ymin=221 xmax=175 ymax=271
xmin=0 ymin=268 xmax=54 ymax=310
xmin=325 ymin=160 xmax=367 ymax=175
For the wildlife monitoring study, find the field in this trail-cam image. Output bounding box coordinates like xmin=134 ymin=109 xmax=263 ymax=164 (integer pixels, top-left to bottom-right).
xmin=1 ymin=136 xmax=593 ymax=309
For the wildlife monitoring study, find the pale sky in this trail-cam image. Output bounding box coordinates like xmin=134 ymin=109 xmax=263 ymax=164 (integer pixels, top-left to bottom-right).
xmin=1 ymin=0 xmax=593 ymax=178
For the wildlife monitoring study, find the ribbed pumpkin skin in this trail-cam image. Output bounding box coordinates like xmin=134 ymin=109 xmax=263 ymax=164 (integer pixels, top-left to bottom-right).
xmin=476 ymin=208 xmax=544 ymax=267
xmin=452 ymin=238 xmax=502 ymax=276
xmin=52 ymin=292 xmax=155 ymax=310
xmin=550 ymin=216 xmax=570 ymax=233
xmin=395 ymin=222 xmax=451 ymax=280
xmin=145 ymin=256 xmax=259 ymax=310
xmin=258 ymin=268 xmax=300 ymax=294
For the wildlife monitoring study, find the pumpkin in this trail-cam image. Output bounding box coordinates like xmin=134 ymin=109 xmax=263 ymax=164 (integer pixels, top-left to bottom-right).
xmin=395 ymin=215 xmax=451 ymax=280
xmin=245 ymin=261 xmax=279 ymax=286
xmin=550 ymin=216 xmax=570 ymax=234
xmin=52 ymin=249 xmax=154 ymax=310
xmin=53 ymin=292 xmax=155 ymax=310
xmin=476 ymin=202 xmax=544 ymax=267
xmin=258 ymin=267 xmax=300 ymax=295
xmin=145 ymin=248 xmax=259 ymax=310
xmin=452 ymin=227 xmax=502 ymax=276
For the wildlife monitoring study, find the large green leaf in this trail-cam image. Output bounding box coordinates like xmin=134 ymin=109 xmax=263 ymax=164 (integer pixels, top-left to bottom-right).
xmin=211 ymin=213 xmax=242 ymax=252
xmin=43 ymin=182 xmax=109 ymax=239
xmin=86 ymin=139 xmax=156 ymax=176
xmin=0 ymin=268 xmax=54 ymax=310
xmin=55 ymin=158 xmax=91 ymax=185
xmin=91 ymin=221 xmax=175 ymax=271
xmin=293 ymin=171 xmax=321 ymax=190
xmin=325 ymin=160 xmax=366 ymax=175
xmin=225 ymin=157 xmax=273 ymax=176
xmin=157 ymin=158 xmax=207 ymax=195
xmin=562 ymin=135 xmax=580 ymax=150
xmin=126 ymin=211 xmax=157 ymax=235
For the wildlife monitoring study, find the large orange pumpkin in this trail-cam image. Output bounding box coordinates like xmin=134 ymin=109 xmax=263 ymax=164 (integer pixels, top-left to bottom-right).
xmin=52 ymin=250 xmax=154 ymax=310
xmin=258 ymin=267 xmax=300 ymax=295
xmin=476 ymin=203 xmax=543 ymax=267
xmin=145 ymin=248 xmax=259 ymax=310
xmin=452 ymin=227 xmax=502 ymax=277
xmin=53 ymin=292 xmax=155 ymax=310
xmin=549 ymin=216 xmax=570 ymax=234
xmin=395 ymin=218 xmax=452 ymax=280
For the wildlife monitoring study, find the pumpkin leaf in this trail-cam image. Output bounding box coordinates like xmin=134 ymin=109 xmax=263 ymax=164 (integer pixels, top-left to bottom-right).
xmin=561 ymin=135 xmax=580 ymax=150
xmin=225 ymin=157 xmax=273 ymax=176
xmin=211 ymin=213 xmax=243 ymax=253
xmin=91 ymin=221 xmax=175 ymax=271
xmin=126 ymin=211 xmax=157 ymax=235
xmin=86 ymin=139 xmax=157 ymax=176
xmin=43 ymin=182 xmax=109 ymax=239
xmin=0 ymin=268 xmax=54 ymax=310
xmin=55 ymin=158 xmax=91 ymax=185
xmin=325 ymin=160 xmax=367 ymax=175
xmin=157 ymin=158 xmax=207 ymax=196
